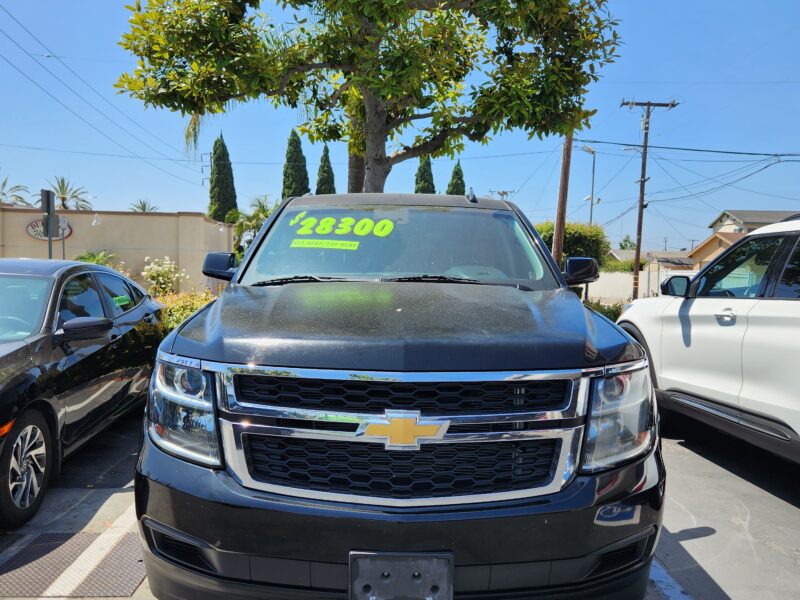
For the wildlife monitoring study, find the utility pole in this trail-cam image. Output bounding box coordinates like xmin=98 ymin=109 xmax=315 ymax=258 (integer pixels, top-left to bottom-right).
xmin=663 ymin=237 xmax=668 ymax=251
xmin=552 ymin=133 xmax=573 ymax=266
xmin=689 ymin=239 xmax=698 ymax=250
xmin=620 ymin=99 xmax=678 ymax=299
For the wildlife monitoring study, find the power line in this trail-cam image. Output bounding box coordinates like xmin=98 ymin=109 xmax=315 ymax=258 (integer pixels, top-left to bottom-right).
xmin=575 ymin=137 xmax=800 ymax=158
xmin=0 ymin=4 xmax=185 ymax=157
xmin=654 ymin=153 xmax=800 ymax=202
xmin=0 ymin=21 xmax=197 ymax=178
xmin=0 ymin=50 xmax=201 ymax=186
xmin=650 ymin=160 xmax=782 ymax=204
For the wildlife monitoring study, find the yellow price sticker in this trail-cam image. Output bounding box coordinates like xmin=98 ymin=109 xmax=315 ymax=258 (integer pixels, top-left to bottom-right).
xmin=290 ymin=215 xmax=395 ymax=238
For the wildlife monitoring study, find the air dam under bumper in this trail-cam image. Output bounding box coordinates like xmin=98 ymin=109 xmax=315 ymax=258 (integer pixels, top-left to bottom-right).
xmin=135 ymin=435 xmax=665 ymax=600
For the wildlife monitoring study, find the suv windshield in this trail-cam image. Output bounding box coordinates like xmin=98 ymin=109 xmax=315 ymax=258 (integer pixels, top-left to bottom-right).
xmin=0 ymin=274 xmax=51 ymax=342
xmin=239 ymin=204 xmax=558 ymax=290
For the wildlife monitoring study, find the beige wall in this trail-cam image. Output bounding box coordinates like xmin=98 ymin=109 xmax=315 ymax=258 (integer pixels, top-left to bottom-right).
xmin=0 ymin=207 xmax=233 ymax=291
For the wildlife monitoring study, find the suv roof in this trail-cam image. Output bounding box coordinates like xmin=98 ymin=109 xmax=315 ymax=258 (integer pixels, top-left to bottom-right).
xmin=748 ymin=216 xmax=800 ymax=237
xmin=290 ymin=193 xmax=510 ymax=211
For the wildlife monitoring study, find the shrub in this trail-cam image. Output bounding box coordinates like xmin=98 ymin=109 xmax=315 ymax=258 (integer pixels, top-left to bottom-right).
xmin=601 ymin=259 xmax=646 ymax=273
xmin=535 ymin=222 xmax=611 ymax=265
xmin=584 ymin=299 xmax=625 ymax=322
xmin=142 ymin=256 xmax=189 ymax=296
xmin=157 ymin=289 xmax=215 ymax=332
xmin=75 ymin=250 xmax=117 ymax=266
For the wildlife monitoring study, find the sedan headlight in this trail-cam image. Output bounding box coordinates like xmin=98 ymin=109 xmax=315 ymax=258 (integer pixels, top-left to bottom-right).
xmin=582 ymin=366 xmax=655 ymax=471
xmin=148 ymin=355 xmax=220 ymax=466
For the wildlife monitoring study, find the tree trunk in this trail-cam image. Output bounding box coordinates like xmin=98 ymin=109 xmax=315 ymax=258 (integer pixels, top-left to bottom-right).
xmin=361 ymin=88 xmax=390 ymax=193
xmin=347 ymin=150 xmax=365 ymax=193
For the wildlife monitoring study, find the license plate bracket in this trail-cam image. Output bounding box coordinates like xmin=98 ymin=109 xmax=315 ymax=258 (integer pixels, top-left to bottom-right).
xmin=349 ymin=551 xmax=453 ymax=600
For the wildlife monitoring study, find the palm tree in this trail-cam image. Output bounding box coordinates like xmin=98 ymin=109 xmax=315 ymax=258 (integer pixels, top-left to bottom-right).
xmin=130 ymin=199 xmax=159 ymax=212
xmin=232 ymin=195 xmax=276 ymax=254
xmin=0 ymin=173 xmax=31 ymax=206
xmin=48 ymin=176 xmax=92 ymax=210
xmin=74 ymin=250 xmax=117 ymax=266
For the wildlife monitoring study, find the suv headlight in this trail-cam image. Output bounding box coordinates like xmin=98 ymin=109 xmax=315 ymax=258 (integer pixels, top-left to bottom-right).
xmin=148 ymin=354 xmax=220 ymax=466
xmin=582 ymin=366 xmax=655 ymax=471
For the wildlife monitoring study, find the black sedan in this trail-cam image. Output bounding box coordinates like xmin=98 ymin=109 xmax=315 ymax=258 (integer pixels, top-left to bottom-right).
xmin=0 ymin=259 xmax=163 ymax=529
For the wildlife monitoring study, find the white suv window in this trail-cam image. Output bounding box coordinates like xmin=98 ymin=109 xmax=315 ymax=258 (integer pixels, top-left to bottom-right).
xmin=696 ymin=236 xmax=784 ymax=298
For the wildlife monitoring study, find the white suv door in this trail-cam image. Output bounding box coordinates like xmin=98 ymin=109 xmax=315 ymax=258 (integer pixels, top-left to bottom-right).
xmin=739 ymin=236 xmax=800 ymax=441
xmin=659 ymin=235 xmax=786 ymax=409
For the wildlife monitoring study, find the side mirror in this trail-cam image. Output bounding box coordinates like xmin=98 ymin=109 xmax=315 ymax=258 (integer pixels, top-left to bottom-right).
xmin=563 ymin=257 xmax=600 ymax=285
xmin=59 ymin=317 xmax=113 ymax=341
xmin=661 ymin=275 xmax=690 ymax=297
xmin=203 ymin=252 xmax=237 ymax=281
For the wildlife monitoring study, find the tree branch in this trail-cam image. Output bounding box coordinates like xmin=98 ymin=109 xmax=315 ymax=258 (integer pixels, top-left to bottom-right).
xmin=320 ymin=80 xmax=352 ymax=111
xmin=390 ymin=111 xmax=435 ymax=128
xmin=387 ymin=119 xmax=486 ymax=166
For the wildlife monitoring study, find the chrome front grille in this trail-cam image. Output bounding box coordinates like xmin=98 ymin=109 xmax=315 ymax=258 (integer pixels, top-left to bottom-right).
xmin=204 ymin=362 xmax=601 ymax=507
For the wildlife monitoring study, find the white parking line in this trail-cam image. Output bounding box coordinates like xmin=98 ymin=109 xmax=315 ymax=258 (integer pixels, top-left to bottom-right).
xmin=650 ymin=558 xmax=693 ymax=600
xmin=40 ymin=503 xmax=138 ymax=597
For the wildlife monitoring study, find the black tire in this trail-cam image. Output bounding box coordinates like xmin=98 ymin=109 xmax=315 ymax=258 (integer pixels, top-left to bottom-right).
xmin=0 ymin=410 xmax=53 ymax=530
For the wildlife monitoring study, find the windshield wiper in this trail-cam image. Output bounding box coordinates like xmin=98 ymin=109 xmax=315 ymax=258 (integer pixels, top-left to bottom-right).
xmin=383 ymin=274 xmax=534 ymax=291
xmin=250 ymin=275 xmax=351 ymax=287
xmin=383 ymin=274 xmax=482 ymax=284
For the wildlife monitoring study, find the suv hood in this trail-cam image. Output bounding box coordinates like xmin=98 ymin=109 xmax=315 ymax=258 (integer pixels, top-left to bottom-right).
xmin=170 ymin=282 xmax=640 ymax=371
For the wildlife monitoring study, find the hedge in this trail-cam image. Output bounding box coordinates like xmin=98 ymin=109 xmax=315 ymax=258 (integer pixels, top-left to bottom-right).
xmin=601 ymin=259 xmax=646 ymax=273
xmin=584 ymin=299 xmax=625 ymax=322
xmin=535 ymin=221 xmax=610 ymax=265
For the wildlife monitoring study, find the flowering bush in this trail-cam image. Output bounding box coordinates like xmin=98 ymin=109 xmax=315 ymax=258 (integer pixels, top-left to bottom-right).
xmin=142 ymin=256 xmax=189 ymax=296
xmin=157 ymin=289 xmax=215 ymax=331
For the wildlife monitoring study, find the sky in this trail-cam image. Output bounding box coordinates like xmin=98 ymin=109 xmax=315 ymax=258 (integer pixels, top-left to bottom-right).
xmin=1 ymin=1 xmax=799 ymax=252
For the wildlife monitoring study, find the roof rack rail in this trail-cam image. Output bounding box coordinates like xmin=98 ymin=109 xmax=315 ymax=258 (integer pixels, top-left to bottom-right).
xmin=779 ymin=213 xmax=800 ymax=222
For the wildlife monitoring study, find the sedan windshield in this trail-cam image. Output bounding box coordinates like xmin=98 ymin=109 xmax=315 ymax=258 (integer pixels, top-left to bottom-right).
xmin=0 ymin=275 xmax=51 ymax=341
xmin=239 ymin=204 xmax=558 ymax=290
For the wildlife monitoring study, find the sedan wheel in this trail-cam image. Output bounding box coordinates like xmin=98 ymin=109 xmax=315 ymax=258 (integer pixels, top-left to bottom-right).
xmin=9 ymin=425 xmax=47 ymax=510
xmin=0 ymin=410 xmax=52 ymax=530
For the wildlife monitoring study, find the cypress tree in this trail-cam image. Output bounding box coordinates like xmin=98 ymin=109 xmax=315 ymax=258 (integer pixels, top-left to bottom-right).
xmin=414 ymin=155 xmax=435 ymax=194
xmin=208 ymin=134 xmax=237 ymax=221
xmin=446 ymin=160 xmax=465 ymax=195
xmin=315 ymin=144 xmax=336 ymax=194
xmin=282 ymin=129 xmax=310 ymax=199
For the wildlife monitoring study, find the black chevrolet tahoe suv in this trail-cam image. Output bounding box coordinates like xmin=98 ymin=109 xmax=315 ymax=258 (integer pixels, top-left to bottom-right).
xmin=137 ymin=193 xmax=665 ymax=600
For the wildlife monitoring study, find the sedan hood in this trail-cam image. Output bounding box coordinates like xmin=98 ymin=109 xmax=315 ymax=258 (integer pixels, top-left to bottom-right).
xmin=170 ymin=283 xmax=640 ymax=371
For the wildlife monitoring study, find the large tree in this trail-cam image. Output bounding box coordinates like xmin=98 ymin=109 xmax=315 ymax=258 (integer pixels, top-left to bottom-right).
xmin=283 ymin=129 xmax=310 ymax=198
xmin=118 ymin=1 xmax=617 ymax=192
xmin=446 ymin=160 xmax=465 ymax=195
xmin=208 ymin=134 xmax=238 ymax=221
xmin=414 ymin=156 xmax=435 ymax=194
xmin=316 ymin=144 xmax=336 ymax=194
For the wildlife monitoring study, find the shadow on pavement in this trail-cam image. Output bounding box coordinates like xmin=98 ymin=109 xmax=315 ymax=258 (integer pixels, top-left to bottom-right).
xmin=661 ymin=412 xmax=800 ymax=509
xmin=656 ymin=525 xmax=731 ymax=600
xmin=53 ymin=408 xmax=145 ymax=490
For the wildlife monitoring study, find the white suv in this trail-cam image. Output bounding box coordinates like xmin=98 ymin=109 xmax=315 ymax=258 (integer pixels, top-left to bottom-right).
xmin=618 ymin=217 xmax=800 ymax=464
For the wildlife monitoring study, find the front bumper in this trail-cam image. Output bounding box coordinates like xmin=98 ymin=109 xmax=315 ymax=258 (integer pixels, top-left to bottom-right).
xmin=136 ymin=434 xmax=665 ymax=599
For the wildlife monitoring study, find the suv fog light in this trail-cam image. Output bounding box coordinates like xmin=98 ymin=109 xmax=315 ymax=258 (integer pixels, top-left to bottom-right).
xmin=148 ymin=355 xmax=220 ymax=466
xmin=581 ymin=366 xmax=655 ymax=472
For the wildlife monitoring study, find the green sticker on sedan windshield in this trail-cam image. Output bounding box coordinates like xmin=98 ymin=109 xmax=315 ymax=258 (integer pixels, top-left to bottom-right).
xmin=113 ymin=294 xmax=131 ymax=307
xmin=291 ymin=239 xmax=360 ymax=251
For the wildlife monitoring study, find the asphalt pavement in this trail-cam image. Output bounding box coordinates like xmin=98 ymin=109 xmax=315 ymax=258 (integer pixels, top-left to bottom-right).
xmin=0 ymin=408 xmax=798 ymax=599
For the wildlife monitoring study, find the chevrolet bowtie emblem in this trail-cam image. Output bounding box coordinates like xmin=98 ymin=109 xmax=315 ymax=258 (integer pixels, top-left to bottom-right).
xmin=358 ymin=411 xmax=449 ymax=450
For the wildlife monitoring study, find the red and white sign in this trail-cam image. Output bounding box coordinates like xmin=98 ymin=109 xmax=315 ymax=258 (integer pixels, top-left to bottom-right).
xmin=26 ymin=218 xmax=73 ymax=241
